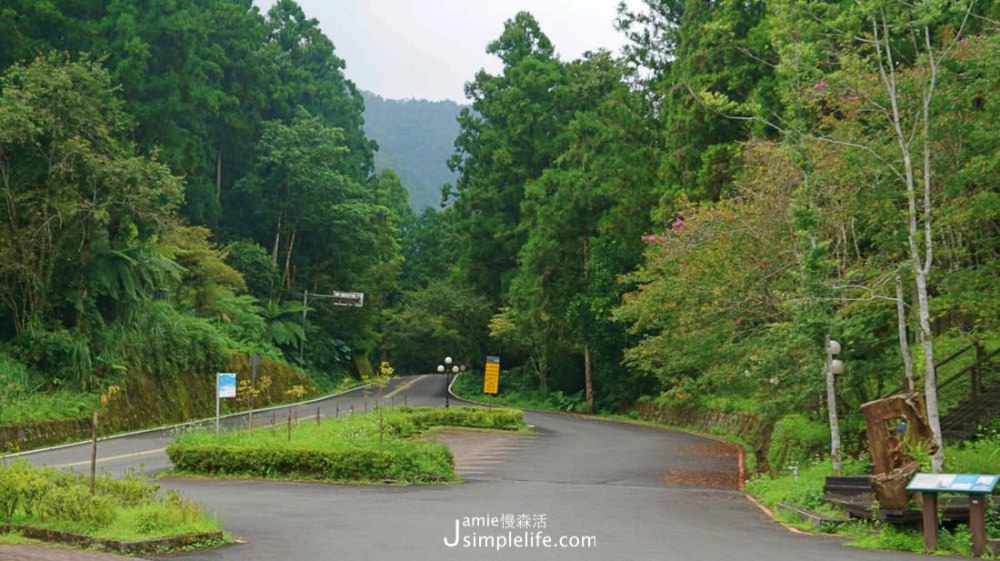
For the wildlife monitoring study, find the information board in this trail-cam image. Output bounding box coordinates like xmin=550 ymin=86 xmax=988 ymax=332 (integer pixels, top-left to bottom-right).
xmin=483 ymin=356 xmax=500 ymax=395
xmin=217 ymin=372 xmax=237 ymax=398
xmin=906 ymin=473 xmax=999 ymax=494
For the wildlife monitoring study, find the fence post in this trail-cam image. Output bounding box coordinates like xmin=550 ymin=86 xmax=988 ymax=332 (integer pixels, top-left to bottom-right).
xmin=90 ymin=411 xmax=99 ymax=494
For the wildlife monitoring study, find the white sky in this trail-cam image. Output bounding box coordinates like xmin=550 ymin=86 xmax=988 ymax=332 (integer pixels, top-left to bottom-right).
xmin=254 ymin=0 xmax=641 ymax=103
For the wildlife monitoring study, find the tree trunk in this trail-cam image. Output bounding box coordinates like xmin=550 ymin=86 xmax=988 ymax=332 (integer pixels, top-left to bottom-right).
xmin=895 ymin=275 xmax=914 ymax=392
xmin=915 ymin=270 xmax=943 ymax=471
xmin=215 ymin=143 xmax=223 ymax=205
xmin=283 ymin=228 xmax=296 ymax=289
xmin=272 ymin=212 xmax=282 ymax=265
xmin=824 ymin=335 xmax=842 ymax=473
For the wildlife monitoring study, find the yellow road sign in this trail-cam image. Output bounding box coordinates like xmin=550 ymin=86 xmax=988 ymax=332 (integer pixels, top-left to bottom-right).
xmin=483 ymin=356 xmax=500 ymax=394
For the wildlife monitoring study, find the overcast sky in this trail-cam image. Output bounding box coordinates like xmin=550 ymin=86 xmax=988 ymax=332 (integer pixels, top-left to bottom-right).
xmin=254 ymin=0 xmax=640 ymax=103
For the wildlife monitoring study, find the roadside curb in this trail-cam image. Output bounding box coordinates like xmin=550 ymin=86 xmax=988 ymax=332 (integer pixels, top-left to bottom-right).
xmin=0 ymin=523 xmax=226 ymax=555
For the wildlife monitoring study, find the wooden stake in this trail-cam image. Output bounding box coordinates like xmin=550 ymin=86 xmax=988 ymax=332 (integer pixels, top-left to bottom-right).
xmin=90 ymin=411 xmax=98 ymax=494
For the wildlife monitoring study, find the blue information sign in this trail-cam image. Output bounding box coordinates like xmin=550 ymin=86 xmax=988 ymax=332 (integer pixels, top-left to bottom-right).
xmin=217 ymin=372 xmax=237 ymax=398
xmin=906 ymin=473 xmax=999 ymax=494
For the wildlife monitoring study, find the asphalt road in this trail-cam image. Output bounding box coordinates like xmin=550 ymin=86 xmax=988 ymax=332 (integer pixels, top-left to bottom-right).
xmin=9 ymin=375 xmax=930 ymax=561
xmin=9 ymin=375 xmax=438 ymax=476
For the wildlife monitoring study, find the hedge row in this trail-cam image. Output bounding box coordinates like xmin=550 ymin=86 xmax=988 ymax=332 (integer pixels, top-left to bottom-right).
xmin=166 ymin=440 xmax=455 ymax=483
xmin=388 ymin=406 xmax=524 ymax=434
xmin=166 ymin=406 xmax=524 ymax=484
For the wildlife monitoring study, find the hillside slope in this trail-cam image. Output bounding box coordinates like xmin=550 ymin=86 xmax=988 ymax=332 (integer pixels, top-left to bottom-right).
xmin=362 ymin=91 xmax=462 ymax=210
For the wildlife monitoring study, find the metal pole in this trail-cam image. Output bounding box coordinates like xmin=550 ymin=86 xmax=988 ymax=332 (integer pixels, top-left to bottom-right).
xmin=215 ymin=379 xmax=221 ymax=439
xmin=300 ymin=290 xmax=308 ymax=361
xmin=446 ymin=370 xmax=451 ymax=409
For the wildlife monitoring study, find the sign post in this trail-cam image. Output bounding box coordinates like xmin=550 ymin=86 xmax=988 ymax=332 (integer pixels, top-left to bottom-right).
xmin=216 ymin=372 xmax=237 ymax=439
xmin=907 ymin=473 xmax=999 ymax=556
xmin=483 ymin=356 xmax=500 ymax=395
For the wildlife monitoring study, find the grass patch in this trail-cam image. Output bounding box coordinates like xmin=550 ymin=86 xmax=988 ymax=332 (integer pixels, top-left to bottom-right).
xmin=167 ymin=406 xmax=524 ymax=484
xmin=0 ymin=530 xmax=41 ymax=544
xmin=747 ymin=456 xmax=998 ymax=554
xmin=746 ymin=458 xmax=867 ymax=512
xmin=0 ymin=392 xmax=98 ymax=425
xmin=945 ymin=433 xmax=1000 ymax=474
xmin=0 ymin=460 xmax=224 ymax=544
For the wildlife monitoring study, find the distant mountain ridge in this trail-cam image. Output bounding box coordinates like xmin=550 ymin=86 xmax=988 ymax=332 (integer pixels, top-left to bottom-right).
xmin=362 ymin=91 xmax=463 ymax=211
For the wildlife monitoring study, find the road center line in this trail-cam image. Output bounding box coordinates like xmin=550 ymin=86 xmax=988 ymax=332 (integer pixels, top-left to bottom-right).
xmin=53 ymin=447 xmax=166 ymax=468
xmin=384 ymin=374 xmax=428 ymax=399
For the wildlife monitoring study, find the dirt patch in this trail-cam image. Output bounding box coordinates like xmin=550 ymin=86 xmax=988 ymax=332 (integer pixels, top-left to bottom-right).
xmin=681 ymin=441 xmax=739 ymax=458
xmin=0 ymin=544 xmax=147 ymax=561
xmin=660 ymin=469 xmax=740 ymax=489
xmin=660 ymin=440 xmax=740 ymax=489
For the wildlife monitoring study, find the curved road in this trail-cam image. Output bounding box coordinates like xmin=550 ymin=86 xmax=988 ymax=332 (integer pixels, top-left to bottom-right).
xmin=11 ymin=375 xmax=924 ymax=561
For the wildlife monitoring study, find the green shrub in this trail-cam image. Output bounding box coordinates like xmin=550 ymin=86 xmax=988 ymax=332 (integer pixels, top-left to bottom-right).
xmin=167 ymin=406 xmax=522 ymax=483
xmin=844 ymin=524 xmax=925 ymax=553
xmin=944 ymin=434 xmax=1000 ymax=473
xmin=401 ymin=407 xmax=524 ymax=431
xmin=167 ymin=441 xmax=453 ymax=483
xmin=0 ymin=460 xmax=221 ymax=540
xmin=746 ymin=456 xmax=868 ymax=511
xmin=767 ymin=414 xmax=830 ymax=473
xmin=39 ymin=485 xmax=116 ymax=529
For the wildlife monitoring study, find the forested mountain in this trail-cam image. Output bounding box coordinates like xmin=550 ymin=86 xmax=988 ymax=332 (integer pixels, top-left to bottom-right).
xmin=362 ymin=91 xmax=462 ymax=210
xmin=0 ymin=0 xmax=411 ymax=421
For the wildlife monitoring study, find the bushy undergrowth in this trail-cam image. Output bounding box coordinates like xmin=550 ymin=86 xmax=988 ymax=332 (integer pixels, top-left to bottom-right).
xmin=0 ymin=392 xmax=97 ymax=425
xmin=746 ymin=457 xmax=867 ymax=511
xmin=842 ymin=521 xmax=974 ymax=556
xmin=451 ymin=373 xmax=586 ymax=412
xmin=167 ymin=406 xmax=524 ymax=484
xmin=944 ymin=432 xmax=1000 ymax=474
xmin=766 ymin=414 xmax=830 ymax=474
xmin=0 ymin=460 xmax=221 ymax=540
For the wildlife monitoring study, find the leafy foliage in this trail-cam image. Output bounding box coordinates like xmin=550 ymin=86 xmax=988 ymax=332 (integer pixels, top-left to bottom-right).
xmin=0 ymin=460 xmax=221 ymax=539
xmin=167 ymin=406 xmax=523 ymax=483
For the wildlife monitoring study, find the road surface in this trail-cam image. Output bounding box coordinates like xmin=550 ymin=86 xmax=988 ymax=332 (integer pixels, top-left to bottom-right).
xmin=6 ymin=375 xmax=929 ymax=561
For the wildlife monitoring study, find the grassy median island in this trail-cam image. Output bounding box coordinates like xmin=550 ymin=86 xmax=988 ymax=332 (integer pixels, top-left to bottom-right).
xmin=0 ymin=460 xmax=226 ymax=552
xmin=166 ymin=406 xmax=525 ymax=484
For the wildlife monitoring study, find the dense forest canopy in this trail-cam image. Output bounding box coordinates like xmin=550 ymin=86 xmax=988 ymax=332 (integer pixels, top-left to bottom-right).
xmin=1 ymin=0 xmax=998 ymax=466
xmin=0 ymin=0 xmax=406 ymax=394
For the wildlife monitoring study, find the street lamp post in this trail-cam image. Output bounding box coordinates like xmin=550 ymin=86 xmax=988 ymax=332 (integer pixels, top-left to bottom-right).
xmin=826 ymin=338 xmax=844 ymax=473
xmin=437 ymin=356 xmax=458 ymax=408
